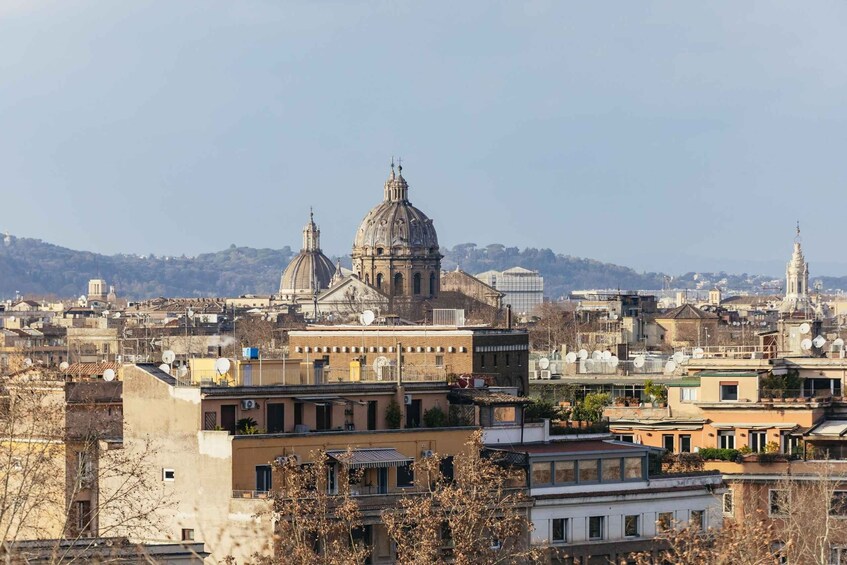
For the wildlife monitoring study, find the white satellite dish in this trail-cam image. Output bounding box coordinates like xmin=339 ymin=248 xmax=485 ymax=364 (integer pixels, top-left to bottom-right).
xmin=158 ymin=363 xmax=171 ymax=373
xmin=835 ymin=338 xmax=845 ymax=347
xmin=813 ymin=335 xmax=827 ymax=348
xmin=178 ymin=366 xmax=189 ymax=378
xmin=215 ymin=357 xmax=231 ymax=375
xmin=113 ymin=312 xmax=121 ymax=319
xmin=801 ymin=338 xmax=813 ymax=351
xmin=672 ymin=351 xmax=684 ymax=364
xmin=102 ymin=310 xmax=110 ymax=317
xmin=23 ymin=358 xmax=32 ymax=367
xmin=610 ymin=313 xmax=619 ymax=320
xmin=8 ymin=316 xmax=14 ymax=322
xmin=565 ymin=352 xmax=577 ymax=364
xmin=693 ymin=347 xmax=705 ymax=359
xmin=610 ymin=355 xmax=620 ymax=367
xmin=538 ymin=357 xmax=550 ymax=370
xmin=585 ymin=358 xmax=595 ymax=369
xmin=103 ymin=369 xmax=116 ymax=382
xmin=578 ymin=349 xmax=589 ymax=360
xmin=59 ymin=361 xmax=70 ymax=371
xmin=591 ymin=350 xmax=602 ymax=361
xmin=162 ymin=350 xmax=176 ymax=364
xmin=601 ymin=351 xmax=612 ymax=361
xmin=187 ymin=309 xmax=195 ymax=318
xmin=799 ymin=322 xmax=811 ymax=335
xmin=373 ymin=356 xmax=390 ymax=372
xmin=633 ymin=356 xmax=646 ymax=368
xmin=360 ymin=310 xmax=375 ymax=326
xmin=664 ymin=360 xmax=677 ymax=374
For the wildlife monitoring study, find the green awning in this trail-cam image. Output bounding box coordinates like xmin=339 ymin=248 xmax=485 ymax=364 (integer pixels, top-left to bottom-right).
xmin=665 ymin=377 xmax=701 ymax=388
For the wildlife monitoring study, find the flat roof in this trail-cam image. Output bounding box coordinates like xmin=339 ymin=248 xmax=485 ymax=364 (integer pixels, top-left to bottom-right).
xmin=494 ymin=440 xmax=648 ymax=456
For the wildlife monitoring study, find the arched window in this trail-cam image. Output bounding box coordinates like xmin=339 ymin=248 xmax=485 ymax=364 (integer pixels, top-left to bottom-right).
xmin=413 ymin=273 xmax=421 ymax=295
xmin=376 ymin=273 xmax=383 ymax=290
xmin=429 ymin=272 xmax=437 ymax=296
xmin=365 ymin=274 xmax=370 ymax=285
xmin=393 ymin=273 xmax=404 ymax=296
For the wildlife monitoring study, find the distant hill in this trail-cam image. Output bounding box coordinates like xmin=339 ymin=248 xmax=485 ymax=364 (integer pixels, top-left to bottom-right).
xmin=1 ymin=236 xmax=843 ymax=300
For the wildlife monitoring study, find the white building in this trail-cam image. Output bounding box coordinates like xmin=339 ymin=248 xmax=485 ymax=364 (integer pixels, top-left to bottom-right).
xmin=475 ymin=267 xmax=543 ymax=316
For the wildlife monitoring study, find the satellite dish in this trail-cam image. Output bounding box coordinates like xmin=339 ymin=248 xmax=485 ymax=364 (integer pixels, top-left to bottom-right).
xmin=578 ymin=349 xmax=589 ymax=360
xmin=162 ymin=350 xmax=176 ymax=364
xmin=215 ymin=357 xmax=231 ymax=375
xmin=813 ymin=335 xmax=827 ymax=348
xmin=113 ymin=312 xmax=121 ymax=319
xmin=801 ymin=338 xmax=813 ymax=351
xmin=610 ymin=355 xmax=620 ymax=367
xmin=373 ymin=356 xmax=390 ymax=372
xmin=633 ymin=356 xmax=646 ymax=368
xmin=158 ymin=363 xmax=171 ymax=373
xmin=178 ymin=366 xmax=189 ymax=378
xmin=23 ymin=358 xmax=32 ymax=367
xmin=591 ymin=350 xmax=602 ymax=361
xmin=610 ymin=313 xmax=619 ymax=320
xmin=585 ymin=358 xmax=595 ymax=369
xmin=835 ymin=338 xmax=845 ymax=347
xmin=361 ymin=310 xmax=375 ymax=326
xmin=103 ymin=369 xmax=116 ymax=382
xmin=565 ymin=352 xmax=577 ymax=364
xmin=799 ymin=322 xmax=811 ymax=335
xmin=59 ymin=361 xmax=70 ymax=371
xmin=672 ymin=352 xmax=684 ymax=364
xmin=538 ymin=357 xmax=550 ymax=370
xmin=187 ymin=309 xmax=195 ymax=318
xmin=8 ymin=316 xmax=15 ymax=322
xmin=693 ymin=347 xmax=705 ymax=359
xmin=601 ymin=351 xmax=612 ymax=361
xmin=664 ymin=360 xmax=677 ymax=374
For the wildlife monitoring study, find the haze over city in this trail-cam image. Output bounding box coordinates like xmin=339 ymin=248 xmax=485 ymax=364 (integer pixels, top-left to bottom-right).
xmin=3 ymin=1 xmax=847 ymax=276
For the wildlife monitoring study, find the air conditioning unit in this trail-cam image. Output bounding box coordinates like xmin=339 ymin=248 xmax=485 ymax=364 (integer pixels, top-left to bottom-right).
xmin=241 ymin=399 xmax=258 ymax=410
xmin=421 ymin=449 xmax=434 ymax=458
xmin=404 ymin=394 xmax=413 ymax=405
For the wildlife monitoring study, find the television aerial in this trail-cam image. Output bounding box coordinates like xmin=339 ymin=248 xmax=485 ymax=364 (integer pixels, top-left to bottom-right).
xmin=801 ymin=338 xmax=813 ymax=351
xmin=360 ymin=310 xmax=375 ymax=326
xmin=59 ymin=361 xmax=70 ymax=371
xmin=162 ymin=350 xmax=176 ymax=365
xmin=633 ymin=355 xmax=646 ymax=369
xmin=565 ymin=352 xmax=577 ymax=364
xmin=813 ymin=335 xmax=827 ymax=349
xmin=692 ymin=347 xmax=705 ymax=359
xmin=664 ymin=360 xmax=677 ymax=374
xmin=578 ymin=349 xmax=589 ymax=360
xmin=538 ymin=357 xmax=550 ymax=370
xmin=103 ymin=369 xmax=116 ymax=382
xmin=799 ymin=322 xmax=811 ymax=335
xmin=215 ymin=357 xmax=231 ymax=375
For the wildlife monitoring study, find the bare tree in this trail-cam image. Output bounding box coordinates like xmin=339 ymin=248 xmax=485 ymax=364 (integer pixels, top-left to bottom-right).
xmin=382 ymin=431 xmax=543 ymax=565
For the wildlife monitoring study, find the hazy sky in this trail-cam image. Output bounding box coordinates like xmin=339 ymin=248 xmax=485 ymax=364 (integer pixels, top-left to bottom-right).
xmin=2 ymin=1 xmax=846 ymax=276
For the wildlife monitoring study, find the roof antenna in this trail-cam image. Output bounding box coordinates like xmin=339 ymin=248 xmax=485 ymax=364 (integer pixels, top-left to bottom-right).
xmin=397 ymin=156 xmax=403 ymax=174
xmin=795 ymin=220 xmax=801 ymax=243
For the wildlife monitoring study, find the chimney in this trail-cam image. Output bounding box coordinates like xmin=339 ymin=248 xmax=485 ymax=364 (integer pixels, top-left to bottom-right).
xmin=506 ymin=304 xmax=513 ymax=330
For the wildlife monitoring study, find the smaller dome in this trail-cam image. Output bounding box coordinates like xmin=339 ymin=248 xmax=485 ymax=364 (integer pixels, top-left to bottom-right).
xmin=279 ymin=211 xmax=336 ymax=298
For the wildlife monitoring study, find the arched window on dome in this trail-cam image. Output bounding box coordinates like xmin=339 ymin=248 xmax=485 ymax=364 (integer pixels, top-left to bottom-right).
xmin=413 ymin=273 xmax=421 ymax=295
xmin=376 ymin=273 xmax=383 ymax=290
xmin=377 ymin=247 xmax=384 ymax=256
xmin=429 ymin=272 xmax=437 ymax=296
xmin=393 ymin=273 xmax=404 ymax=296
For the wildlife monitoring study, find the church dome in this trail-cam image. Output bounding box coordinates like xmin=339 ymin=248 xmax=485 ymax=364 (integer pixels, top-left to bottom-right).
xmin=353 ymin=165 xmax=440 ymax=253
xmin=279 ymin=212 xmax=336 ymax=298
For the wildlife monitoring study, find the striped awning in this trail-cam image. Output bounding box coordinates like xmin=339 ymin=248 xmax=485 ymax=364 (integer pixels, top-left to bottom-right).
xmin=327 ymin=448 xmax=412 ymax=469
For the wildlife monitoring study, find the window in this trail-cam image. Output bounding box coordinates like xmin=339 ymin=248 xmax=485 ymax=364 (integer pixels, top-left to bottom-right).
xmin=76 ymin=500 xmax=92 ymax=533
xmin=579 ymin=459 xmax=599 ymax=482
xmin=163 ymin=468 xmax=175 ymax=482
xmin=663 ymin=434 xmax=674 ymax=452
xmin=679 ymin=435 xmax=691 ymax=453
xmin=480 ymin=354 xmax=485 ymax=368
xmin=657 ymin=512 xmax=674 ymax=532
xmin=397 ymin=464 xmax=414 ymax=488
xmin=554 ymin=460 xmax=575 ymax=484
xmin=615 ymin=434 xmax=634 ymax=443
xmin=601 ymin=458 xmax=622 ymax=482
xmin=203 ymin=411 xmax=217 ymax=430
xmin=588 ymin=516 xmax=605 ymax=540
xmin=77 ymin=451 xmax=93 ymax=487
xmin=720 ymin=383 xmax=739 ymax=401
xmin=749 ymin=430 xmax=767 ymax=453
xmin=719 ymin=430 xmax=735 ymax=450
xmin=624 ymin=514 xmax=640 ymax=537
xmin=393 ymin=273 xmax=403 ymax=296
xmin=429 ymin=272 xmax=436 ymax=296
xmin=769 ymin=489 xmax=789 ymax=516
xmin=493 ymin=354 xmax=498 ymax=367
xmin=493 ymin=406 xmax=517 ymax=424
xmin=723 ymin=489 xmax=734 ymax=516
xmin=316 ymin=403 xmax=332 ymax=431
xmin=506 ymin=353 xmax=510 ymax=366
xmin=690 ymin=510 xmax=704 ymax=530
xmin=681 ymin=387 xmax=698 ymax=402
xmin=552 ymin=518 xmax=568 ymax=543
xmin=413 ymin=273 xmax=421 ymax=295
xmin=532 ymin=462 xmax=552 ymax=485
xmin=182 ymin=528 xmax=195 ymax=541
xmin=832 ymin=491 xmax=847 ymax=517
xmin=624 ymin=457 xmax=643 ymax=480
xmin=435 ymin=355 xmax=444 ymax=368
xmin=256 ymin=465 xmax=272 ymax=493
